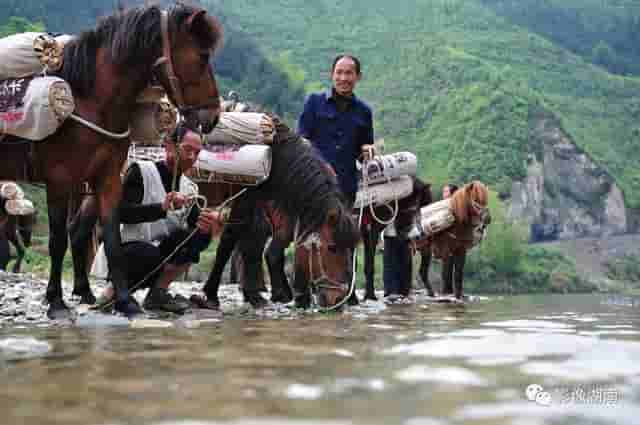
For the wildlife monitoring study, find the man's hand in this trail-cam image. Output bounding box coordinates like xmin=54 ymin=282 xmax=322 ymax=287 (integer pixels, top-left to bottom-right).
xmin=162 ymin=191 xmax=188 ymax=211
xmin=197 ymin=208 xmax=225 ymax=237
xmin=361 ymin=144 xmax=376 ymax=161
xmin=325 ymin=163 xmax=337 ymax=177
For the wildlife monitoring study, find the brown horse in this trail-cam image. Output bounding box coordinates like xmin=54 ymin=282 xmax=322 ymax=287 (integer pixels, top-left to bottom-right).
xmin=414 ymin=181 xmax=491 ymax=299
xmin=0 ymin=4 xmax=222 ymax=318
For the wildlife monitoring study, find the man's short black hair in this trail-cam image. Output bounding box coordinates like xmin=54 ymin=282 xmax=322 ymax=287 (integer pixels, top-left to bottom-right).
xmin=331 ymin=54 xmax=361 ymax=75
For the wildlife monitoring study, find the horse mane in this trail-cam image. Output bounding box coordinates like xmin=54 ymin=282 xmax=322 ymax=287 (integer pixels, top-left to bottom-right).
xmin=449 ymin=180 xmax=488 ymax=225
xmin=255 ymin=118 xmax=359 ymax=249
xmin=57 ymin=3 xmax=223 ymax=98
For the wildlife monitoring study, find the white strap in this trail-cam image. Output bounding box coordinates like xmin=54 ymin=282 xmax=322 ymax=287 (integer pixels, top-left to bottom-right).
xmin=69 ymin=113 xmax=130 ymax=139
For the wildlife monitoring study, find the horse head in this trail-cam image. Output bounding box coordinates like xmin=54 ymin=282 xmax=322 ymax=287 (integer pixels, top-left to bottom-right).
xmin=295 ymin=199 xmax=360 ymax=309
xmin=448 ymin=181 xmax=489 ymax=225
xmin=154 ymin=5 xmax=223 ymax=133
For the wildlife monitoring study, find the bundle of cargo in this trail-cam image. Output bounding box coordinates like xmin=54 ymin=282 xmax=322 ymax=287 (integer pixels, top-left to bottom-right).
xmin=0 ymin=182 xmax=35 ymax=216
xmin=354 ymin=151 xmax=417 ymax=209
xmin=129 ymin=86 xmax=177 ymax=145
xmin=194 ymin=112 xmax=275 ymax=186
xmin=204 ymin=112 xmax=275 ymax=146
xmin=0 ymin=32 xmax=76 ymax=141
xmin=126 ymin=143 xmax=167 ymax=167
xmin=193 ymin=143 xmax=271 ymax=186
xmin=406 ymin=198 xmax=456 ymax=240
xmin=0 ymin=32 xmax=73 ymax=79
xmin=0 ymin=76 xmax=75 ymax=141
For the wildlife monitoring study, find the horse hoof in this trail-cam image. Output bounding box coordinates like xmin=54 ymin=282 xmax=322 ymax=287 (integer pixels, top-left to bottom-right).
xmin=363 ymin=293 xmax=378 ymax=301
xmin=294 ymin=296 xmax=311 ymax=309
xmin=115 ymin=299 xmax=143 ymax=318
xmin=271 ymin=293 xmax=293 ymax=304
xmin=246 ymin=293 xmax=268 ymax=309
xmin=47 ymin=299 xmax=71 ymax=320
xmin=76 ymin=291 xmax=97 ymax=305
xmin=189 ymin=294 xmax=220 ymax=310
xmin=347 ymin=293 xmax=359 ymax=306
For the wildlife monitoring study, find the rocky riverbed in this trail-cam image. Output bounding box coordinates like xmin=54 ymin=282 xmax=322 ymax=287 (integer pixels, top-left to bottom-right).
xmin=0 ymin=270 xmax=247 ymax=327
xmin=0 ymin=270 xmax=470 ymax=328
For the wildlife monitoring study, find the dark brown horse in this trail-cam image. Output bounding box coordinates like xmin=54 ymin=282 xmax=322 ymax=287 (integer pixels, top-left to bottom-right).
xmin=0 ymin=4 xmax=222 ymax=318
xmin=0 ymin=212 xmax=36 ymax=273
xmin=356 ymin=176 xmax=433 ymax=300
xmin=199 ymin=123 xmax=360 ymax=310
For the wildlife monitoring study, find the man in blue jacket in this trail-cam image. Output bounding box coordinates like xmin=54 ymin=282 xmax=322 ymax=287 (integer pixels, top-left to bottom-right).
xmin=297 ymin=54 xmax=376 ymax=205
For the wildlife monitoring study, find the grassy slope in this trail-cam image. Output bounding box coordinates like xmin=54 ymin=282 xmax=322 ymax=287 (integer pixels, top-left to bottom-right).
xmin=209 ymin=0 xmax=640 ymax=207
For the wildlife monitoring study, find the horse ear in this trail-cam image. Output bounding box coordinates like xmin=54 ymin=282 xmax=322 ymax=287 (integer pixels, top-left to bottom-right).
xmin=186 ymin=9 xmax=207 ymax=31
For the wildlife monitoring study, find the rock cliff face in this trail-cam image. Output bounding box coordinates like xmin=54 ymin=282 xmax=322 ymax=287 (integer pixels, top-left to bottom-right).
xmin=509 ymin=109 xmax=629 ymax=241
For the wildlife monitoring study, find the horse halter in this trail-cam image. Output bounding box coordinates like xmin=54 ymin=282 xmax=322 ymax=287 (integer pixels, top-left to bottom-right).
xmin=293 ymin=221 xmax=351 ymax=307
xmin=152 ymin=10 xmax=219 ymax=117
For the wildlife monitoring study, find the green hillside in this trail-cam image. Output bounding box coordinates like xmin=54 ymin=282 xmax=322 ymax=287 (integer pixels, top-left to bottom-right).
xmin=206 ymin=0 xmax=640 ymax=208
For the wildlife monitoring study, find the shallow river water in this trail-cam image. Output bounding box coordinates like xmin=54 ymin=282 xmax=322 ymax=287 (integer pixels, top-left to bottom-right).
xmin=1 ymin=289 xmax=640 ymax=425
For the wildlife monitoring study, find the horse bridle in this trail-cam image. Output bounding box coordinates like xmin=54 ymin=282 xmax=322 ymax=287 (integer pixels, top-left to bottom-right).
xmin=296 ymin=231 xmax=348 ymax=293
xmin=152 ymin=10 xmax=219 ymax=117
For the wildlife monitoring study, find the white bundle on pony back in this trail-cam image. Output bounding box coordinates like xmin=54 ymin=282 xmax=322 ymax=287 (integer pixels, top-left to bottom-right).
xmin=0 ymin=32 xmax=73 ymax=79
xmin=0 ymin=181 xmax=25 ymax=200
xmin=194 ymin=144 xmax=272 ymax=186
xmin=354 ymin=175 xmax=414 ymax=209
xmin=126 ymin=144 xmax=167 ymax=167
xmin=407 ymin=198 xmax=456 ymax=241
xmin=0 ymin=76 xmax=75 ymax=141
xmin=4 ymin=199 xmax=35 ymax=216
xmin=362 ymin=151 xmax=417 ymax=186
xmin=204 ymin=112 xmax=275 ymax=145
xmin=129 ymin=94 xmax=177 ymax=145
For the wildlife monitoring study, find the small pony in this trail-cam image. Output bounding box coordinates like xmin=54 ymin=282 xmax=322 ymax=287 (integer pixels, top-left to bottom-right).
xmin=415 ymin=181 xmax=491 ymax=300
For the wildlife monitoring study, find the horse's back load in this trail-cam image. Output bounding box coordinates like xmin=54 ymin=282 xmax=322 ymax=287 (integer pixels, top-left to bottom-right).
xmin=129 ymin=87 xmax=178 ymax=145
xmin=0 ymin=181 xmax=35 ymax=216
xmin=354 ymin=175 xmax=414 ymax=209
xmin=0 ymin=76 xmax=75 ymax=141
xmin=361 ymin=151 xmax=417 ymax=186
xmin=0 ymin=32 xmax=72 ymax=79
xmin=204 ymin=112 xmax=275 ymax=145
xmin=194 ymin=143 xmax=272 ymax=186
xmin=407 ymin=198 xmax=456 ymax=240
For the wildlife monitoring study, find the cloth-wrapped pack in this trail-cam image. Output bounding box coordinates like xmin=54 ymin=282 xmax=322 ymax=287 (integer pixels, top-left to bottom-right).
xmin=0 ymin=181 xmax=25 ymax=201
xmin=129 ymin=87 xmax=177 ymax=145
xmin=354 ymin=175 xmax=414 ymax=209
xmin=194 ymin=143 xmax=272 ymax=186
xmin=0 ymin=76 xmax=74 ymax=141
xmin=407 ymin=198 xmax=456 ymax=241
xmin=204 ymin=112 xmax=275 ymax=145
xmin=126 ymin=144 xmax=167 ymax=167
xmin=0 ymin=32 xmax=73 ymax=79
xmin=360 ymin=152 xmax=417 ymax=186
xmin=4 ymin=199 xmax=35 ymax=216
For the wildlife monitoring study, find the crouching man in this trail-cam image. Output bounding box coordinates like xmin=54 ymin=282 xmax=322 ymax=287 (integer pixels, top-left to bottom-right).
xmin=93 ymin=124 xmax=224 ymax=314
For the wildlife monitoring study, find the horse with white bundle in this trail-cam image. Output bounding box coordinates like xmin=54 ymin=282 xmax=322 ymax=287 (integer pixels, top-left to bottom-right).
xmin=0 ymin=3 xmax=223 ymax=318
xmin=411 ymin=181 xmax=491 ymax=300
